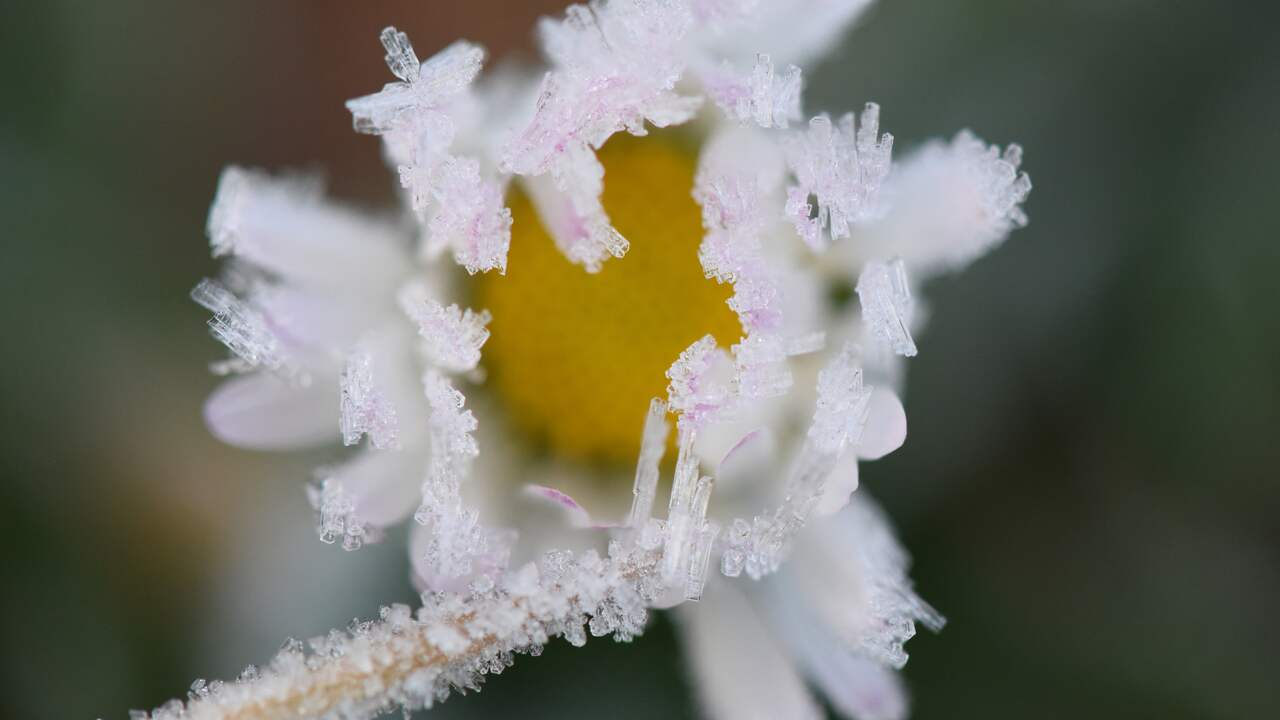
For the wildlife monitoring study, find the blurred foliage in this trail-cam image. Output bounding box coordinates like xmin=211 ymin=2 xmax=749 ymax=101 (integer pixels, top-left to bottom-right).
xmin=1 ymin=1 xmax=1276 ymax=718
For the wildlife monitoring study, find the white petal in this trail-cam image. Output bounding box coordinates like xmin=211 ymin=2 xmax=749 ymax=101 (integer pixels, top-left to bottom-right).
xmin=856 ymin=387 xmax=906 ymax=460
xmin=207 ymin=167 xmax=410 ymax=292
xmin=814 ymin=448 xmax=859 ymax=516
xmin=697 ymin=0 xmax=876 ymax=68
xmin=204 ymin=372 xmax=339 ymax=450
xmin=325 ymin=448 xmax=425 ymax=528
xmin=763 ymin=580 xmax=909 ymax=720
xmin=675 ymin=582 xmax=823 ymax=720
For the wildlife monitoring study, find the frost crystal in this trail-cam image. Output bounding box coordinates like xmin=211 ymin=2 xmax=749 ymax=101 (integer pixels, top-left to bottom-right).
xmin=701 ymin=54 xmax=802 ymax=128
xmin=857 ymin=257 xmax=917 ymax=357
xmin=339 ymin=351 xmax=400 ymax=449
xmin=954 ymin=130 xmax=1032 ymax=237
xmin=628 ymin=398 xmax=671 ymax=529
xmin=191 ymin=279 xmax=282 ymax=373
xmin=808 ymin=342 xmax=874 ymax=455
xmin=502 ymin=0 xmax=702 ymax=271
xmin=661 ymin=428 xmax=719 ymax=601
xmin=416 ymin=371 xmax=497 ymax=584
xmin=347 ymin=29 xmax=511 ymax=274
xmin=842 ymin=499 xmax=947 ymax=669
xmin=423 ymin=157 xmax=513 ymax=275
xmin=722 ymin=344 xmax=873 ymax=579
xmin=666 ymin=335 xmax=735 ymax=431
xmin=399 ymin=286 xmax=492 ymax=373
xmin=306 ymin=477 xmax=383 ymax=551
xmin=785 ymin=103 xmax=893 ymax=250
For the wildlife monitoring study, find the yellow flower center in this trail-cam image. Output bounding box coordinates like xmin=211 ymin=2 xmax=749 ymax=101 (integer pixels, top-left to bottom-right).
xmin=476 ymin=133 xmax=741 ymax=465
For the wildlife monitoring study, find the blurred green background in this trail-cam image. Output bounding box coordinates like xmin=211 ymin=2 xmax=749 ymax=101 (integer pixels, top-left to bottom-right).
xmin=1 ymin=1 xmax=1276 ymax=718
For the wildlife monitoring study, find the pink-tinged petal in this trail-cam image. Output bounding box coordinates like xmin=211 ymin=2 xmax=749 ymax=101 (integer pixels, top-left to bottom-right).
xmin=522 ymin=484 xmax=593 ymax=529
xmin=814 ymin=448 xmax=859 ymax=516
xmin=716 ymin=428 xmax=775 ymax=487
xmin=204 ymin=372 xmax=338 ymax=450
xmin=856 ymin=388 xmax=906 ymax=461
xmin=675 ymin=582 xmax=823 ymax=720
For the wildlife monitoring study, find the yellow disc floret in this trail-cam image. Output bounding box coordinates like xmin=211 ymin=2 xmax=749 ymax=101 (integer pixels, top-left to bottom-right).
xmin=476 ymin=133 xmax=741 ymax=465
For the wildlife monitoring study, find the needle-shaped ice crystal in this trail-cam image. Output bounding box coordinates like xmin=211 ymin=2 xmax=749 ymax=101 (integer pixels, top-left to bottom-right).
xmin=857 ymin=257 xmax=917 ymax=357
xmin=628 ymin=398 xmax=671 ymax=529
xmin=785 ymin=103 xmax=893 ymax=250
xmin=808 ymin=342 xmax=874 ymax=455
xmin=191 ymin=279 xmax=282 ymax=373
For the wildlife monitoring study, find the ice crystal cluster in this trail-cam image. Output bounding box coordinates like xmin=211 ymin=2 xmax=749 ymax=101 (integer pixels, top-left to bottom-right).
xmin=162 ymin=1 xmax=1033 ymax=718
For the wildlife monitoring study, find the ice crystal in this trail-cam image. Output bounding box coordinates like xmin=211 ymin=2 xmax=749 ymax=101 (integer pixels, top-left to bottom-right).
xmin=306 ymin=477 xmax=383 ymax=551
xmin=347 ymin=29 xmax=511 ymax=275
xmin=701 ymin=53 xmax=802 ymax=129
xmin=660 ymin=428 xmax=719 ymax=601
xmin=339 ymin=351 xmax=400 ymax=449
xmin=502 ymin=0 xmax=702 ymax=271
xmin=416 ymin=371 xmax=491 ymax=584
xmin=627 ymin=398 xmax=671 ymax=529
xmin=723 ymin=344 xmax=872 ymax=579
xmin=398 ymin=286 xmax=492 ymax=373
xmin=842 ymin=499 xmax=947 ymax=669
xmin=785 ymin=103 xmax=893 ymax=250
xmin=857 ymin=257 xmax=917 ymax=357
xmin=693 ymin=130 xmax=784 ymax=335
xmin=190 ymin=279 xmax=282 ymax=374
xmin=666 ymin=335 xmax=736 ymax=431
xmin=423 ymin=156 xmax=513 ymax=275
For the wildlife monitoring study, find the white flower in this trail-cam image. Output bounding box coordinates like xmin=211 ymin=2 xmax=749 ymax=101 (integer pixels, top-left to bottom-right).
xmin=173 ymin=1 xmax=1032 ymax=718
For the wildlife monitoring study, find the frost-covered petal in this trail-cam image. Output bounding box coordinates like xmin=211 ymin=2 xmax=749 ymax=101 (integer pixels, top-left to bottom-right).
xmin=501 ymin=0 xmax=702 ymax=270
xmin=204 ymin=372 xmax=339 ymax=450
xmin=323 ymin=449 xmax=426 ymax=528
xmin=766 ymin=583 xmax=909 ymax=720
xmin=206 ymin=167 xmax=408 ymax=291
xmin=784 ymin=104 xmax=893 ymax=251
xmin=676 ymin=581 xmax=823 ymax=720
xmin=842 ymin=131 xmax=1033 ymax=277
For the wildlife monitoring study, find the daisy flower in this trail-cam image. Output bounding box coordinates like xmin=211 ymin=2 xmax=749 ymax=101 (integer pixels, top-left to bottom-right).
xmin=160 ymin=1 xmax=1032 ymax=718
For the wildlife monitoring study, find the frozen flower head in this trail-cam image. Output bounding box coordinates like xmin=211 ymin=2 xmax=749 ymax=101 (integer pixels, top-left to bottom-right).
xmin=172 ymin=2 xmax=1031 ymax=719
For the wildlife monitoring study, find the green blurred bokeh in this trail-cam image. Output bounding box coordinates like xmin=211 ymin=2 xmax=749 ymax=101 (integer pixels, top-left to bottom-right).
xmin=1 ymin=1 xmax=1276 ymax=718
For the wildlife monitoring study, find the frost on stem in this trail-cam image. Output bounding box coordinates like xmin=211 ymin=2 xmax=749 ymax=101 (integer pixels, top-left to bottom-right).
xmin=134 ymin=543 xmax=664 ymax=720
xmin=785 ymin=103 xmax=893 ymax=250
xmin=857 ymin=257 xmax=917 ymax=358
xmin=502 ymin=0 xmax=702 ymax=271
